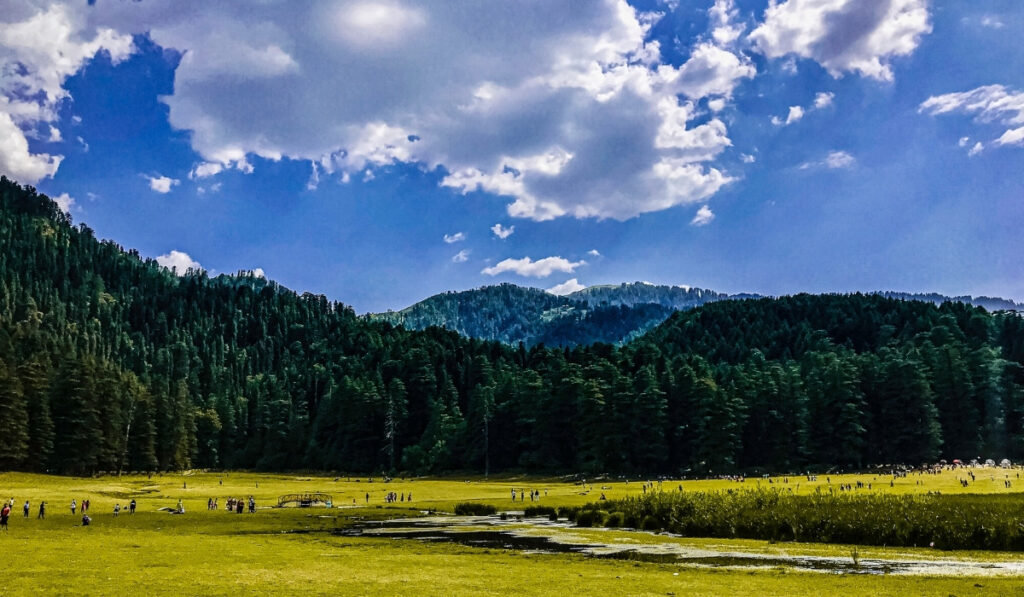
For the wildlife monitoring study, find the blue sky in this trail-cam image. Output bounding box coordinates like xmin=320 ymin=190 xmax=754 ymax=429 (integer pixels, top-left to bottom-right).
xmin=1 ymin=0 xmax=1021 ymax=312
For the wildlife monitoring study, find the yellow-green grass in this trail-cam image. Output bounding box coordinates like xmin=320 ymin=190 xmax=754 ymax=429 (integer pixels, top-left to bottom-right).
xmin=2 ymin=470 xmax=1023 ymax=595
xmin=2 ymin=467 xmax=1018 ymax=517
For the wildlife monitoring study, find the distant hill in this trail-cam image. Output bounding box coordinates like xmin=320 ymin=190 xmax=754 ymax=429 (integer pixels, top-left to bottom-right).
xmin=371 ymin=284 xmax=1021 ymax=347
xmin=874 ymin=291 xmax=1021 ymax=312
xmin=368 ymin=282 xmax=752 ymax=346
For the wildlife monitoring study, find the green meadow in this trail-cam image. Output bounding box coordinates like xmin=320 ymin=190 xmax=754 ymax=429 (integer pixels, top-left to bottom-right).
xmin=2 ymin=470 xmax=1024 ymax=595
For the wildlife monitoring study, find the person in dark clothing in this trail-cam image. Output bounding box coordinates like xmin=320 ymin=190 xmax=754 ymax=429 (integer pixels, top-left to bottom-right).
xmin=129 ymin=499 xmax=136 ymax=514
xmin=23 ymin=501 xmax=30 ymax=517
xmin=38 ymin=502 xmax=46 ymax=519
xmin=1 ymin=503 xmax=10 ymax=531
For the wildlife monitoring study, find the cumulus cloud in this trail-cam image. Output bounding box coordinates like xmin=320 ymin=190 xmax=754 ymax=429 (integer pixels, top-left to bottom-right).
xmin=772 ymin=105 xmax=805 ymax=126
xmin=587 ymin=249 xmax=601 ymax=257
xmin=750 ymin=0 xmax=932 ymax=81
xmin=690 ymin=205 xmax=715 ymax=226
xmin=36 ymin=0 xmax=743 ymax=221
xmin=251 ymin=267 xmax=266 ymax=278
xmin=919 ymin=85 xmax=1024 ymax=148
xmin=189 ymin=162 xmax=224 ymax=179
xmin=0 ymin=4 xmax=133 ymax=183
xmin=814 ymin=92 xmax=835 ymax=109
xmin=0 ymin=112 xmax=62 ymax=183
xmin=490 ymin=224 xmax=514 ymax=239
xmin=968 ymin=142 xmax=984 ymax=157
xmin=481 ymin=256 xmax=585 ymax=278
xmin=443 ymin=232 xmax=466 ymax=244
xmin=547 ymin=278 xmax=587 ymax=296
xmin=156 ymin=250 xmax=202 ymax=275
xmin=53 ymin=192 xmax=75 ymax=214
xmin=145 ymin=174 xmax=180 ymax=193
xmin=451 ymin=249 xmax=470 ymax=263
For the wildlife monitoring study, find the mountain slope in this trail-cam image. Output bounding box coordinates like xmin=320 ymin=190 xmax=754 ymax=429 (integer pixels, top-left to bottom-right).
xmin=370 ymin=282 xmax=743 ymax=346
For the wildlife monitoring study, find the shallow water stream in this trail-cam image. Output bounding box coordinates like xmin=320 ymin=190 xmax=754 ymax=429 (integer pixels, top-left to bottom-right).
xmin=338 ymin=515 xmax=1024 ymax=576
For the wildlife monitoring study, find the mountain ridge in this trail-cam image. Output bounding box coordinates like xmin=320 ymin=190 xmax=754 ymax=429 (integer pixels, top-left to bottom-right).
xmin=369 ymin=283 xmax=1021 ymax=347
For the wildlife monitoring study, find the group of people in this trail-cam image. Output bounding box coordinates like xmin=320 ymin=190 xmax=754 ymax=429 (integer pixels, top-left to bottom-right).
xmin=509 ymin=489 xmax=544 ymax=502
xmin=222 ymin=496 xmax=256 ymax=513
xmin=0 ymin=497 xmax=137 ymax=530
xmin=383 ymin=491 xmax=411 ymax=503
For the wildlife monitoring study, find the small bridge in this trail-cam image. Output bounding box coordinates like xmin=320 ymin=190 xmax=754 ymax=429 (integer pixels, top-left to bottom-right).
xmin=278 ymin=493 xmax=333 ymax=507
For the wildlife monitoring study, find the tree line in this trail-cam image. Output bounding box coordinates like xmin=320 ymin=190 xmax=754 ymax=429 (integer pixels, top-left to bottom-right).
xmin=1 ymin=176 xmax=1023 ymax=476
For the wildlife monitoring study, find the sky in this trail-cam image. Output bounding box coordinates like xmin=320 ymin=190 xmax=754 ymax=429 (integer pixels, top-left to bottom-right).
xmin=1 ymin=0 xmax=1021 ymax=313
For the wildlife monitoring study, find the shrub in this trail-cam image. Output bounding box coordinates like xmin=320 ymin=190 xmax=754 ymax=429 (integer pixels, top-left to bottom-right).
xmin=604 ymin=511 xmax=625 ymax=528
xmin=453 ymin=502 xmax=497 ymax=516
xmin=640 ymin=515 xmax=662 ymax=531
xmin=575 ymin=509 xmax=608 ymax=528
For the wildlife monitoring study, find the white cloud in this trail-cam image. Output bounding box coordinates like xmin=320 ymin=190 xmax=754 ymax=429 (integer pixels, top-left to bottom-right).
xmin=825 ymin=150 xmax=855 ymax=168
xmin=189 ymin=162 xmax=224 ymax=179
xmin=690 ymin=204 xmax=715 ymax=226
xmin=481 ymin=256 xmax=585 ymax=278
xmin=145 ymin=174 xmax=180 ymax=194
xmin=773 ymin=92 xmax=833 ymax=127
xmin=800 ymin=150 xmax=856 ymax=170
xmin=156 ymin=250 xmax=203 ymax=275
xmin=0 ymin=4 xmax=134 ymax=183
xmin=740 ymin=153 xmax=756 ymax=163
xmin=547 ymin=278 xmax=587 ymax=296
xmin=48 ymin=126 xmax=62 ymax=142
xmin=968 ymin=142 xmax=984 ymax=157
xmin=35 ymin=0 xmax=743 ymax=221
xmin=674 ymin=42 xmax=756 ymax=100
xmin=708 ymin=0 xmax=745 ymax=47
xmin=919 ymin=85 xmax=1024 ymax=148
xmin=251 ymin=268 xmax=266 ymax=278
xmin=443 ymin=232 xmax=466 ymax=244
xmin=980 ymin=16 xmax=1004 ymax=29
xmin=53 ymin=192 xmax=75 ymax=214
xmin=451 ymin=249 xmax=470 ymax=263
xmin=490 ymin=224 xmax=515 ymax=239
xmin=587 ymin=249 xmax=601 ymax=257
xmin=750 ymin=0 xmax=932 ymax=81
xmin=772 ymin=105 xmax=805 ymax=126
xmin=958 ymin=136 xmax=970 ymax=148
xmin=0 ymin=112 xmax=62 ymax=183
xmin=76 ymin=136 xmax=89 ymax=152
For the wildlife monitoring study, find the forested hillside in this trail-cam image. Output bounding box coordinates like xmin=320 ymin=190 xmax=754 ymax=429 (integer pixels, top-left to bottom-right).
xmin=370 ymin=283 xmax=1016 ymax=349
xmin=1 ymin=177 xmax=1023 ymax=476
xmin=369 ymin=284 xmax=678 ymax=347
xmin=368 ymin=282 xmax=747 ymax=347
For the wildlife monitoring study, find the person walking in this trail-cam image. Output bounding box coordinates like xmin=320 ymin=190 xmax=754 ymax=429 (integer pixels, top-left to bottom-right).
xmin=23 ymin=501 xmax=30 ymax=518
xmin=1 ymin=502 xmax=11 ymax=531
xmin=38 ymin=501 xmax=46 ymax=519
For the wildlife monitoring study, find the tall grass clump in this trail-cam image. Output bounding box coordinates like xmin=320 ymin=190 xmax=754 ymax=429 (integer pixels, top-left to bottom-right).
xmin=580 ymin=489 xmax=1024 ymax=551
xmin=453 ymin=503 xmax=498 ymax=516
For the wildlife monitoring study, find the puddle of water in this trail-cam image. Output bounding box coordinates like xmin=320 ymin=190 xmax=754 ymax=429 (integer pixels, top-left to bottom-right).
xmin=337 ymin=516 xmax=1024 ymax=577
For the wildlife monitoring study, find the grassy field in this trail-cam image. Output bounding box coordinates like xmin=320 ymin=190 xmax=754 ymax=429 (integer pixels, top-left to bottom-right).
xmin=1 ymin=470 xmax=1023 ymax=595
